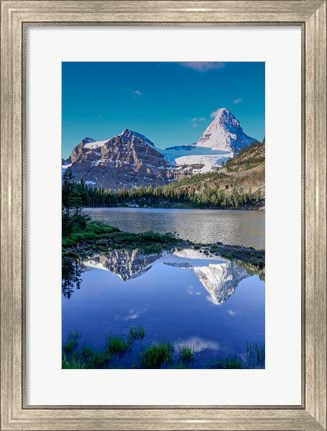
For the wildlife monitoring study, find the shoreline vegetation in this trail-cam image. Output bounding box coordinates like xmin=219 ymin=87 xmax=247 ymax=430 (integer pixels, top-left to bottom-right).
xmin=62 ymin=328 xmax=265 ymax=370
xmin=62 ymin=218 xmax=265 ymax=272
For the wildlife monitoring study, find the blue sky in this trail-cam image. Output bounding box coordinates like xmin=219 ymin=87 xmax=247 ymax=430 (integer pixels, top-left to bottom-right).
xmin=62 ymin=62 xmax=265 ymax=158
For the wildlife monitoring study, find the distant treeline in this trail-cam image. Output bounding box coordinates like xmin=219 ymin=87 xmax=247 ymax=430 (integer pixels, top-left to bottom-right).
xmin=63 ymin=170 xmax=263 ymax=210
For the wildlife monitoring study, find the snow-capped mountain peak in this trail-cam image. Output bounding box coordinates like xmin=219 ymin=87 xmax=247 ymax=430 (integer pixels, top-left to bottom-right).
xmin=197 ymin=107 xmax=257 ymax=153
xmin=162 ymin=108 xmax=258 ymax=174
xmin=213 ymin=107 xmax=237 ymax=121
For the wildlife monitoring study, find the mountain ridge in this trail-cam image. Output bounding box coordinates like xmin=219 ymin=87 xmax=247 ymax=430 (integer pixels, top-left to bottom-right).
xmin=63 ymin=108 xmax=261 ymax=190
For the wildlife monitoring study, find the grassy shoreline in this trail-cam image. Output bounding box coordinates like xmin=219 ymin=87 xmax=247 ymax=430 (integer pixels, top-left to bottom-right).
xmin=63 ymin=220 xmax=182 ymax=254
xmin=62 ymin=219 xmax=265 ymax=272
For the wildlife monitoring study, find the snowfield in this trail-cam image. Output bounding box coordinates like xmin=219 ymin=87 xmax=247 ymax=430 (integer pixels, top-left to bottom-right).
xmin=162 ymin=145 xmax=233 ymax=173
xmin=174 ymin=153 xmax=232 ymax=173
xmin=84 ymin=139 xmax=109 ymax=150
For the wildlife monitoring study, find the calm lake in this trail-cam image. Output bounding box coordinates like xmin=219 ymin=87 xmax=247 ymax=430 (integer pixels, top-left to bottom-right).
xmin=83 ymin=207 xmax=265 ymax=249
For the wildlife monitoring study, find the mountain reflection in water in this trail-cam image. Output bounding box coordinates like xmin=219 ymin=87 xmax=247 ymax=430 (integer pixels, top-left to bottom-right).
xmin=82 ymin=249 xmax=161 ymax=281
xmin=63 ymin=248 xmax=253 ymax=305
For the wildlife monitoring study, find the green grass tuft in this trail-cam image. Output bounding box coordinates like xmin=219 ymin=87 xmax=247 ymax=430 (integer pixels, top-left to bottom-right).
xmin=140 ymin=342 xmax=174 ymax=368
xmin=63 ymin=331 xmax=79 ymax=353
xmin=213 ymin=356 xmax=243 ymax=369
xmin=82 ymin=346 xmax=111 ymax=368
xmin=62 ymin=353 xmax=85 ymax=369
xmin=107 ymin=336 xmax=131 ymax=355
xmin=179 ymin=345 xmax=194 ymax=362
xmin=128 ymin=327 xmax=145 ymax=342
xmin=62 ymin=221 xmax=120 ymax=247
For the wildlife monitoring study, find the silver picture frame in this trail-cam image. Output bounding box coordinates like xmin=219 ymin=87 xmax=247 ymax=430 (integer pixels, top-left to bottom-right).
xmin=1 ymin=1 xmax=326 ymax=430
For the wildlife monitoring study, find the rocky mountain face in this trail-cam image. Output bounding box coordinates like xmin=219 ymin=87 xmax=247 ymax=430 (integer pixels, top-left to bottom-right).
xmin=67 ymin=129 xmax=173 ymax=189
xmin=64 ymin=108 xmax=260 ymax=189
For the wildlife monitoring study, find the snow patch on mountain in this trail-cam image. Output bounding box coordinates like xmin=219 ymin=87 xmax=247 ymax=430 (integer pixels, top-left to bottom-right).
xmin=162 ymin=145 xmax=230 ymax=162
xmin=162 ymin=145 xmax=232 ymax=173
xmin=61 ymin=161 xmax=72 ymax=176
xmin=84 ymin=139 xmax=109 ymax=150
xmin=174 ymin=154 xmax=231 ymax=173
xmin=62 ymin=162 xmax=72 ymax=169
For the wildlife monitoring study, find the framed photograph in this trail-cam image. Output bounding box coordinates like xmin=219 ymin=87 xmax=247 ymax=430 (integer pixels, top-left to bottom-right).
xmin=61 ymin=60 xmax=266 ymax=371
xmin=1 ymin=1 xmax=326 ymax=430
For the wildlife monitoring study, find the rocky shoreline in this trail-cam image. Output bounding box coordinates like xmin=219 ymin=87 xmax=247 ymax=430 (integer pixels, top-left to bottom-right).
xmin=63 ymin=226 xmax=265 ymax=273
